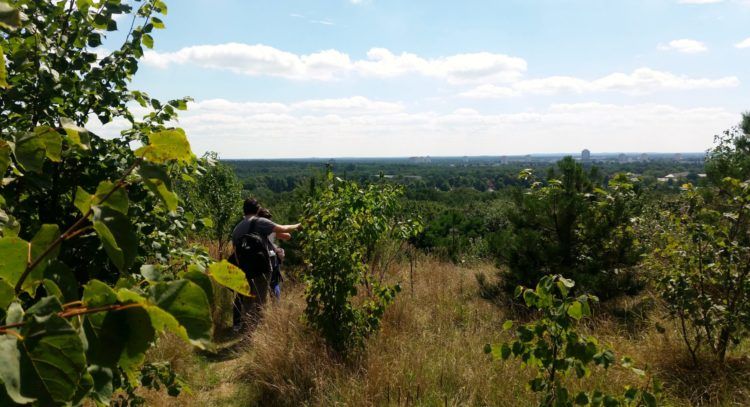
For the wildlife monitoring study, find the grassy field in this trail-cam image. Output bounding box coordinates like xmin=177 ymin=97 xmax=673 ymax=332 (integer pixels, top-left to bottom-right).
xmin=137 ymin=259 xmax=750 ymax=406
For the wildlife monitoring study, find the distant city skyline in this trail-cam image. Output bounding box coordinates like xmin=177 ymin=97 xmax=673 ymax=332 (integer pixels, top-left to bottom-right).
xmin=91 ymin=0 xmax=750 ymax=158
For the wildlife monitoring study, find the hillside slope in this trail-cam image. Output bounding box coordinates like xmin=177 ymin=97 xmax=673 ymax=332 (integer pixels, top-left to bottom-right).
xmin=139 ymin=260 xmax=750 ymax=406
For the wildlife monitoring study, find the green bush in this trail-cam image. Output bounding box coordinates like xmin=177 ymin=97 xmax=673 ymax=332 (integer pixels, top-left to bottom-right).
xmin=486 ymin=275 xmax=659 ymax=406
xmin=299 ymin=171 xmax=421 ymax=354
xmin=490 ymin=157 xmax=644 ymax=300
xmin=649 ymin=115 xmax=750 ymax=365
xmin=177 ymin=152 xmax=243 ymax=255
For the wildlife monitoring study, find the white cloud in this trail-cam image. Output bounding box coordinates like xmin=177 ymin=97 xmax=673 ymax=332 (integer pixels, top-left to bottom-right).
xmin=736 ymin=37 xmax=750 ymax=48
xmin=460 ymin=68 xmax=739 ymax=98
xmin=658 ymin=39 xmax=708 ymax=53
xmin=310 ymin=19 xmax=335 ymax=25
xmin=88 ymin=99 xmax=737 ymax=158
xmin=459 ymin=84 xmax=519 ymax=98
xmin=143 ymin=43 xmax=738 ymax=97
xmin=142 ymin=43 xmax=528 ymax=83
xmin=290 ymin=96 xmax=404 ymax=113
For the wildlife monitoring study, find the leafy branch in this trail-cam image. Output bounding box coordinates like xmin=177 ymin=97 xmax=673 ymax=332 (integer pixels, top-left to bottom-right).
xmin=14 ymin=157 xmax=143 ymax=293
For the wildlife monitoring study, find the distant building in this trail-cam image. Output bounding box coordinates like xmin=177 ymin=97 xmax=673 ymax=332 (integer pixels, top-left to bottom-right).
xmin=500 ymin=155 xmax=509 ymax=165
xmin=409 ymin=156 xmax=432 ymax=164
xmin=581 ymin=149 xmax=591 ymax=164
xmin=640 ymin=153 xmax=649 ymax=162
xmin=674 ymin=153 xmax=683 ymax=162
xmin=662 ymin=172 xmax=690 ymax=180
xmin=618 ymin=153 xmax=628 ymax=164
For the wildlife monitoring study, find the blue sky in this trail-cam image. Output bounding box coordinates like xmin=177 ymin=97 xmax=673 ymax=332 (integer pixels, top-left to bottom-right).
xmin=99 ymin=0 xmax=750 ymax=158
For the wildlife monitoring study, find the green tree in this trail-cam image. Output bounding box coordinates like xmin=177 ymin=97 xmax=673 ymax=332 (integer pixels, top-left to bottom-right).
xmin=650 ymin=115 xmax=750 ymax=364
xmin=705 ymin=112 xmax=750 ymax=183
xmin=178 ymin=152 xmax=243 ymax=255
xmin=0 ymin=1 xmax=249 ymax=405
xmin=491 ymin=157 xmax=643 ymax=299
xmin=299 ymin=171 xmax=421 ymax=354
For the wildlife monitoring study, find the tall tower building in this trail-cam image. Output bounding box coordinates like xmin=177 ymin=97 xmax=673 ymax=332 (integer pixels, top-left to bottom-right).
xmin=581 ymin=149 xmax=591 ymax=164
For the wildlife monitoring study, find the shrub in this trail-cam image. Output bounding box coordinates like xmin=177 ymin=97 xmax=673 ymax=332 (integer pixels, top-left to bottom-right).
xmin=491 ymin=157 xmax=644 ymax=300
xmin=299 ymin=171 xmax=421 ymax=354
xmin=650 ymin=115 xmax=750 ymax=365
xmin=177 ymin=152 xmax=243 ymax=255
xmin=486 ymin=275 xmax=660 ymax=406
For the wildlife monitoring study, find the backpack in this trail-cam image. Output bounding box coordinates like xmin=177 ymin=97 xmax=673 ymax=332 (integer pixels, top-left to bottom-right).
xmin=229 ymin=217 xmax=272 ymax=280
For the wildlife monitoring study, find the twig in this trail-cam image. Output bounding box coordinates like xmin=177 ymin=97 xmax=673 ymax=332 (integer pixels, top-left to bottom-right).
xmin=0 ymin=303 xmax=144 ymax=334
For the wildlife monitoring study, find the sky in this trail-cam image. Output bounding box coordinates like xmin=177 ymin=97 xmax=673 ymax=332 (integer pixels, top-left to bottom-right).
xmin=95 ymin=0 xmax=750 ymax=158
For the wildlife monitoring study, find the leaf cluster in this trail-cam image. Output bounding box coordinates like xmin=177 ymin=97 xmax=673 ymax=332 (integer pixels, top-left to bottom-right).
xmin=487 ymin=275 xmax=659 ymax=407
xmin=0 ymin=2 xmax=250 ymax=405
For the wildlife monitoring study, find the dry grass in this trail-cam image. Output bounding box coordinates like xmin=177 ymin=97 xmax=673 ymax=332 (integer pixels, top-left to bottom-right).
xmin=138 ymin=258 xmax=750 ymax=407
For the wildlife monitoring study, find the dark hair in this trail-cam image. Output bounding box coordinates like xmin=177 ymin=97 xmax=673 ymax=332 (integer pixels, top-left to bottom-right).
xmin=258 ymin=207 xmax=272 ymax=220
xmin=243 ymin=198 xmax=260 ymax=216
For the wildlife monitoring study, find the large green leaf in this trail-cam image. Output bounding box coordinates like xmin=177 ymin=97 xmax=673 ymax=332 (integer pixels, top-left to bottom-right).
xmin=75 ymin=181 xmax=129 ymax=215
xmin=208 ymin=260 xmax=251 ymax=297
xmin=24 ymin=295 xmax=63 ymax=319
xmin=94 ymin=181 xmax=129 ymax=214
xmin=84 ymin=304 xmax=154 ymax=387
xmin=0 ymin=44 xmax=7 ymax=89
xmin=0 ymin=140 xmax=11 ymax=176
xmin=34 ymin=126 xmax=62 ymax=162
xmin=138 ymin=163 xmax=178 ymax=211
xmin=12 ymin=132 xmax=46 ymax=173
xmin=117 ymin=307 xmax=155 ymax=385
xmin=92 ymin=206 xmax=137 ymax=272
xmin=567 ymin=301 xmax=583 ymax=320
xmin=23 ymin=224 xmax=61 ymax=294
xmin=182 ymin=269 xmax=214 ymax=307
xmin=82 ymin=279 xmax=118 ymax=335
xmin=83 ymin=284 xmax=157 ymax=387
xmin=117 ymin=288 xmax=190 ymax=344
xmin=60 ymin=118 xmax=91 ymax=150
xmin=0 ymin=3 xmax=20 ymax=29
xmin=135 ymin=128 xmax=193 ymax=164
xmin=0 ymin=237 xmax=28 ymax=288
xmin=42 ymin=279 xmax=64 ymax=302
xmin=0 ymin=278 xmax=12 ymax=311
xmin=149 ymin=280 xmax=212 ymax=346
xmin=19 ymin=314 xmax=87 ymax=404
xmin=73 ymin=187 xmax=93 ymax=215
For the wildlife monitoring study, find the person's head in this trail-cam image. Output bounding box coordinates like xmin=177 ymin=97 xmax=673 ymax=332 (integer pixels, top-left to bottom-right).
xmin=243 ymin=198 xmax=260 ymax=216
xmin=258 ymin=207 xmax=273 ymax=220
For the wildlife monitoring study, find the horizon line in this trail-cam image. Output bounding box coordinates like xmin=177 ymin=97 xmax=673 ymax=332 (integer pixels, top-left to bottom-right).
xmin=219 ymin=152 xmax=708 ymax=161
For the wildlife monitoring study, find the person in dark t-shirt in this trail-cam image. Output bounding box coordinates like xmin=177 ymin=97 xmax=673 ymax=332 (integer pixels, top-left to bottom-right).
xmin=231 ymin=198 xmax=300 ymax=328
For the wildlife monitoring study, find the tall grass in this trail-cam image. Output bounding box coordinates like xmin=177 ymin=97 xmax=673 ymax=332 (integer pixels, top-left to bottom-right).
xmin=140 ymin=258 xmax=750 ymax=406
